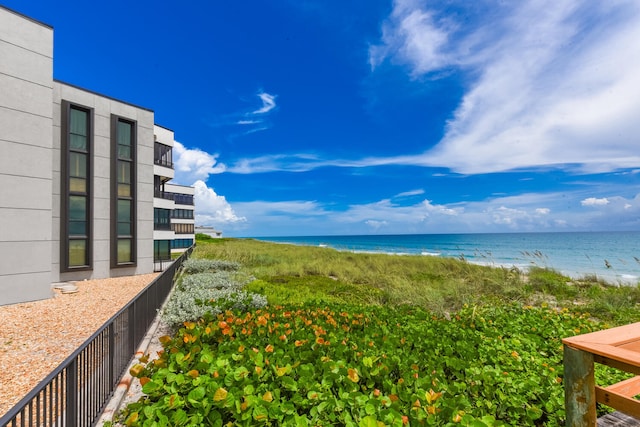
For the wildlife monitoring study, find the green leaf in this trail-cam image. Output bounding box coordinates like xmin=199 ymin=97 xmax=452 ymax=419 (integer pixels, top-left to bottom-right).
xmin=358 ymin=415 xmax=379 ymax=427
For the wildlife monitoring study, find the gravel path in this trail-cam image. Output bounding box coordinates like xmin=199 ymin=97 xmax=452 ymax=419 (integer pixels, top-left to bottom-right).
xmin=0 ymin=273 xmax=158 ymax=418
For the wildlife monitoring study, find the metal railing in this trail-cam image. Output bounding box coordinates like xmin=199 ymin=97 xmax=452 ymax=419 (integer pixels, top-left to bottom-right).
xmin=0 ymin=245 xmax=194 ymax=427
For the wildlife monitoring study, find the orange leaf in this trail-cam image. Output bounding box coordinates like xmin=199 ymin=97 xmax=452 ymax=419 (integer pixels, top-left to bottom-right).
xmin=188 ymin=369 xmax=199 ymax=378
xmin=213 ymin=387 xmax=228 ymax=402
xmin=347 ymin=368 xmax=359 ymax=383
xmin=262 ymin=391 xmax=273 ymax=402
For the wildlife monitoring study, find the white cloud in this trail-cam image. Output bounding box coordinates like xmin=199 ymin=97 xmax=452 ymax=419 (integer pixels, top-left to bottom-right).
xmin=369 ymin=0 xmax=452 ymax=76
xmin=173 ymin=141 xmax=226 ymax=184
xmin=395 ymin=189 xmax=425 ymax=198
xmin=193 ymin=180 xmax=245 ymax=226
xmin=224 ymin=190 xmax=640 ymax=236
xmin=252 ymin=92 xmax=277 ymax=114
xmin=370 ymin=0 xmax=640 ymax=174
xmin=581 ymin=197 xmax=610 ymax=206
xmin=365 ymin=220 xmax=388 ymax=230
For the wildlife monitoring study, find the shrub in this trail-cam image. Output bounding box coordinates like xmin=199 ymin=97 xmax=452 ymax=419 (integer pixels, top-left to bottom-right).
xmin=162 ymin=271 xmax=267 ymax=327
xmin=181 ymin=258 xmax=241 ymax=274
xmin=123 ymin=303 xmax=613 ymax=426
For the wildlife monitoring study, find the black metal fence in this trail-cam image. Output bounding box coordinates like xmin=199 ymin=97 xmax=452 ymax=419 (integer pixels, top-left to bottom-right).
xmin=0 ymin=246 xmax=193 ymax=427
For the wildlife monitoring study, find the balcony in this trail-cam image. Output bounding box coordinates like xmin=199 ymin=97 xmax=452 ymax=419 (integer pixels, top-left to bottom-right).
xmin=154 ymin=142 xmax=173 ymax=169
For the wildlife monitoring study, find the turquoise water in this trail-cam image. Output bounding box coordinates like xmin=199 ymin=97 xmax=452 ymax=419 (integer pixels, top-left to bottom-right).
xmin=255 ymin=232 xmax=640 ymax=284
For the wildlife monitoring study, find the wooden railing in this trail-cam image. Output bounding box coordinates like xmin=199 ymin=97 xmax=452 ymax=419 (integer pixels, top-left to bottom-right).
xmin=563 ymin=322 xmax=640 ymax=426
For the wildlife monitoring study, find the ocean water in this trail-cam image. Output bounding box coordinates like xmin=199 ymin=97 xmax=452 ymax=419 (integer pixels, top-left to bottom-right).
xmin=255 ymin=232 xmax=640 ymax=284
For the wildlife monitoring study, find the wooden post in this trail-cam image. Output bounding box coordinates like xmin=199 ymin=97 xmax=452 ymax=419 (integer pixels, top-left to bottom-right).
xmin=564 ymin=344 xmax=597 ymax=426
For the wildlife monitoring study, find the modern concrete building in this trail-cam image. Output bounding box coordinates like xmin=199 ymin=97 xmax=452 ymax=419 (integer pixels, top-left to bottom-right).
xmin=152 ymin=127 xmax=195 ymax=268
xmin=166 ymin=183 xmax=195 ymax=256
xmin=0 ymin=6 xmax=194 ymax=305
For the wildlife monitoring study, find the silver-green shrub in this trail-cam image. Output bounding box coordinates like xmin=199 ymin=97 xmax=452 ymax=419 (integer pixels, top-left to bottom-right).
xmin=180 ymin=271 xmax=242 ymax=291
xmin=162 ymin=271 xmax=267 ymax=326
xmin=181 ymin=259 xmax=241 ymax=274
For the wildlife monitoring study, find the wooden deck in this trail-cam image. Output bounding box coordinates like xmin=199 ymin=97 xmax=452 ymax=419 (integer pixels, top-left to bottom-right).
xmin=599 ymin=411 xmax=640 ymax=426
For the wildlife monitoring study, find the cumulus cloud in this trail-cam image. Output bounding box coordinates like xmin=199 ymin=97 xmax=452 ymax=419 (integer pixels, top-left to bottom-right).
xmin=581 ymin=197 xmax=610 ymax=206
xmin=173 ymin=141 xmax=226 ymax=184
xmin=369 ymin=0 xmax=640 ymax=174
xmin=193 ymin=180 xmax=245 ymax=226
xmin=536 ymin=208 xmax=550 ymax=215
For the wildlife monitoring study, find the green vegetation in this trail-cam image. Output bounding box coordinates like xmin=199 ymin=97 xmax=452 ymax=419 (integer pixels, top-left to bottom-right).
xmin=194 ymin=238 xmax=640 ymax=325
xmin=118 ymin=237 xmax=640 ymax=426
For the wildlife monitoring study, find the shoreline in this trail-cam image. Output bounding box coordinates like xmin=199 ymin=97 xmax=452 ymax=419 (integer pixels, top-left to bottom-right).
xmin=254 ymin=236 xmax=640 ymax=286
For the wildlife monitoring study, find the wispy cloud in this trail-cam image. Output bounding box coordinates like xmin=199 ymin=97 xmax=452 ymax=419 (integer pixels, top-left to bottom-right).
xmin=252 ymin=92 xmax=277 ymax=114
xmin=207 ymin=90 xmax=278 ymax=136
xmin=368 ymin=0 xmax=640 ymax=174
xmin=394 ymin=189 xmax=425 ymax=198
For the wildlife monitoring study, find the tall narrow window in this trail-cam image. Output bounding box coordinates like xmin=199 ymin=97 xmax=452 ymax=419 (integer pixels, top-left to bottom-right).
xmin=62 ymin=102 xmax=92 ymax=270
xmin=111 ymin=116 xmax=136 ymax=266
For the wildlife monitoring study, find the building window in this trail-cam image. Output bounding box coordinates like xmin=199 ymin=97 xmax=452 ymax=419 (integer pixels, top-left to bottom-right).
xmin=173 ymin=193 xmax=194 ymax=205
xmin=171 ymin=209 xmax=194 ymax=219
xmin=154 ymin=142 xmax=173 ymax=168
xmin=154 ymin=240 xmax=171 ymax=261
xmin=171 ymin=238 xmax=194 ymax=249
xmin=62 ymin=102 xmax=92 ymax=270
xmin=172 ymin=223 xmax=195 ymax=234
xmin=154 ymin=208 xmax=171 ymax=230
xmin=111 ymin=116 xmax=136 ymax=266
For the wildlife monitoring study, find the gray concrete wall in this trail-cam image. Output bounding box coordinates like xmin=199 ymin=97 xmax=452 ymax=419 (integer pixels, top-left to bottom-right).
xmin=53 ymin=83 xmax=155 ymax=282
xmin=0 ymin=7 xmax=54 ymax=305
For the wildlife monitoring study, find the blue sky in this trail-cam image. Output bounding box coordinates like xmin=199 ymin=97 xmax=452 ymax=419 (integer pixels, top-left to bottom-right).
xmin=8 ymin=0 xmax=640 ymax=236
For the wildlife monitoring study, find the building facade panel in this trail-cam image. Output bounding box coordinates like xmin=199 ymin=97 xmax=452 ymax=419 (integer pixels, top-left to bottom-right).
xmin=0 ymin=7 xmax=53 ymax=306
xmin=0 ymin=139 xmax=52 ymax=179
xmin=0 ymin=7 xmax=52 ymax=57
xmin=0 ymin=175 xmax=52 ymax=209
xmin=1 ymin=272 xmax=51 ymax=305
xmin=0 ymin=107 xmax=52 ymax=148
xmin=0 ymin=73 xmax=54 ymax=118
xmin=0 ymin=209 xmax=52 ymax=241
xmin=0 ymin=40 xmax=52 ymax=85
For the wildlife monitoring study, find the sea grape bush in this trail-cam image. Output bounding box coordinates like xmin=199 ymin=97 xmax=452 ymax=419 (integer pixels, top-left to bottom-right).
xmin=162 ymin=271 xmax=267 ymax=327
xmin=181 ymin=259 xmax=242 ymax=274
xmin=124 ymin=303 xmax=608 ymax=426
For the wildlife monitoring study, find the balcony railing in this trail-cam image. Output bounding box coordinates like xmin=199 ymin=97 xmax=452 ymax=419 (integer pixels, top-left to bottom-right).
xmin=153 ymin=191 xmax=174 ymax=201
xmin=153 ymin=158 xmax=173 ymax=169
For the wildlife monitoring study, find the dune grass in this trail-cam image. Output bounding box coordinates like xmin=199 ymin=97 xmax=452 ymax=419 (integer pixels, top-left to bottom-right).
xmin=193 ymin=236 xmax=640 ymax=325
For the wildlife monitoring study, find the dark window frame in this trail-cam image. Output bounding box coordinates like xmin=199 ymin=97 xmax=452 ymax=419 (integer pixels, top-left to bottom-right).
xmin=154 ymin=240 xmax=171 ymax=261
xmin=111 ymin=115 xmax=137 ymax=268
xmin=154 ymin=208 xmax=172 ymax=230
xmin=61 ymin=101 xmax=93 ymax=272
